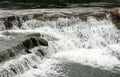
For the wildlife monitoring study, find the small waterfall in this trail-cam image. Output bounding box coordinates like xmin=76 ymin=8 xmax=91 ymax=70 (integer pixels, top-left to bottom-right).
xmin=20 ymin=15 xmax=120 ymax=77
xmin=0 ymin=13 xmax=120 ymax=77
xmin=0 ymin=35 xmax=48 ymax=77
xmin=0 ymin=37 xmax=48 ymax=63
xmin=0 ymin=54 xmax=42 ymax=77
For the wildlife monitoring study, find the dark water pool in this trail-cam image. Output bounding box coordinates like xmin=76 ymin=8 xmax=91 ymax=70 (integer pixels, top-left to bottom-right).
xmin=0 ymin=0 xmax=119 ymax=9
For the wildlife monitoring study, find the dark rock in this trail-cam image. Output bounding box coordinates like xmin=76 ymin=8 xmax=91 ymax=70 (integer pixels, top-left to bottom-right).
xmin=17 ymin=16 xmax=22 ymax=28
xmin=22 ymin=15 xmax=29 ymax=21
xmin=38 ymin=38 xmax=48 ymax=46
xmin=22 ymin=38 xmax=34 ymax=49
xmin=4 ymin=19 xmax=13 ymax=30
xmin=37 ymin=49 xmax=45 ymax=56
xmin=22 ymin=37 xmax=48 ymax=49
xmin=10 ymin=68 xmax=17 ymax=75
xmin=0 ymin=36 xmax=48 ymax=63
xmin=109 ymin=8 xmax=120 ymax=29
xmin=25 ymin=49 xmax=32 ymax=54
xmin=3 ymin=16 xmax=21 ymax=29
xmin=33 ymin=65 xmax=38 ymax=68
xmin=27 ymin=33 xmax=41 ymax=37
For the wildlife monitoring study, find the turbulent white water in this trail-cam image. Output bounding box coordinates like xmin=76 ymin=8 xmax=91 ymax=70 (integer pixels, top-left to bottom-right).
xmin=1 ymin=14 xmax=120 ymax=77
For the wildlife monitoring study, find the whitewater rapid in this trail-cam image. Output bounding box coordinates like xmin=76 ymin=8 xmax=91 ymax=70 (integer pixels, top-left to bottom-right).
xmin=0 ymin=14 xmax=120 ymax=77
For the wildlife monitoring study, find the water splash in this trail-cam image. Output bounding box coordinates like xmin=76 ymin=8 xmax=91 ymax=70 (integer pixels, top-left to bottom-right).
xmin=1 ymin=14 xmax=120 ymax=77
xmin=20 ymin=15 xmax=120 ymax=77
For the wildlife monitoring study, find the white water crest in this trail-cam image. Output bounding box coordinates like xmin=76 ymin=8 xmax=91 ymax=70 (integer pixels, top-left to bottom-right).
xmin=1 ymin=14 xmax=120 ymax=77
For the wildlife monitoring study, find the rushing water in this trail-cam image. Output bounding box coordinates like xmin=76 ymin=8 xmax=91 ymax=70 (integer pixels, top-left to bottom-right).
xmin=0 ymin=14 xmax=120 ymax=77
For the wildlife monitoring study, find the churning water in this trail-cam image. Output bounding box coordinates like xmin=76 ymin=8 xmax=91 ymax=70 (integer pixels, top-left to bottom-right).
xmin=0 ymin=14 xmax=120 ymax=77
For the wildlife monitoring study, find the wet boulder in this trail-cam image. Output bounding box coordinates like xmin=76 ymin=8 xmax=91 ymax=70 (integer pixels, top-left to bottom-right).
xmin=0 ymin=36 xmax=48 ymax=63
xmin=22 ymin=37 xmax=48 ymax=49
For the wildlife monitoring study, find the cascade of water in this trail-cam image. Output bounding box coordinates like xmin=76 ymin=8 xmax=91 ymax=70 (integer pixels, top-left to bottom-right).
xmin=20 ymin=15 xmax=120 ymax=77
xmin=0 ymin=53 xmax=42 ymax=77
xmin=0 ymin=35 xmax=48 ymax=77
xmin=0 ymin=14 xmax=120 ymax=77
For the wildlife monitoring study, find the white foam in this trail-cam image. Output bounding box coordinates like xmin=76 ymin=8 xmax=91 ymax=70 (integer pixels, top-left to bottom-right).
xmin=53 ymin=48 xmax=120 ymax=70
xmin=21 ymin=59 xmax=65 ymax=77
xmin=1 ymin=15 xmax=120 ymax=76
xmin=22 ymin=16 xmax=120 ymax=76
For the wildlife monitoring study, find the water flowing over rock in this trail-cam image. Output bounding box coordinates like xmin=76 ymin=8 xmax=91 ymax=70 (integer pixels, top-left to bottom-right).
xmin=0 ymin=33 xmax=48 ymax=77
xmin=0 ymin=8 xmax=120 ymax=30
xmin=0 ymin=8 xmax=120 ymax=77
